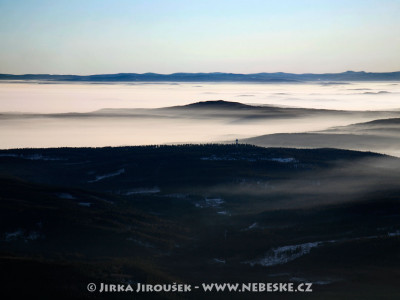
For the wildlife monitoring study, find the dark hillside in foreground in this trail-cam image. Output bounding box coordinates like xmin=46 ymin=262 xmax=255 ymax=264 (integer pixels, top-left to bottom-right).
xmin=1 ymin=144 xmax=400 ymax=299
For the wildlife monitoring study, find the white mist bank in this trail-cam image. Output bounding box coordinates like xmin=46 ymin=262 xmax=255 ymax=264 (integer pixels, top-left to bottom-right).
xmin=0 ymin=114 xmax=389 ymax=149
xmin=0 ymin=81 xmax=399 ymax=150
xmin=0 ymin=81 xmax=399 ymax=113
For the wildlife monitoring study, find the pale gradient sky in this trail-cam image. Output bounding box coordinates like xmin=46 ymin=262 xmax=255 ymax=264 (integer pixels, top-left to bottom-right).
xmin=0 ymin=0 xmax=399 ymax=74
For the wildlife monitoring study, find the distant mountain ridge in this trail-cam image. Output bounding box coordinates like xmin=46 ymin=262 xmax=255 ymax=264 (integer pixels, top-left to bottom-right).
xmin=1 ymin=71 xmax=400 ymax=82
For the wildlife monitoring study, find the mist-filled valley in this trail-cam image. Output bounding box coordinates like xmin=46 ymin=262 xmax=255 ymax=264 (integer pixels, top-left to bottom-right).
xmin=1 ymin=81 xmax=400 ymax=156
xmin=1 ymin=80 xmax=400 ymax=299
xmin=2 ymin=0 xmax=400 ymax=298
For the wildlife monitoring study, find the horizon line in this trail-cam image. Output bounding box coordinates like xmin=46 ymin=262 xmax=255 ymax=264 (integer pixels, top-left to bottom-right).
xmin=1 ymin=70 xmax=400 ymax=76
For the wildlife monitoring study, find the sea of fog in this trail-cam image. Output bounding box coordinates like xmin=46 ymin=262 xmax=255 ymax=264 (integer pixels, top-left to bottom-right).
xmin=0 ymin=81 xmax=399 ymax=149
xmin=1 ymin=81 xmax=400 ymax=113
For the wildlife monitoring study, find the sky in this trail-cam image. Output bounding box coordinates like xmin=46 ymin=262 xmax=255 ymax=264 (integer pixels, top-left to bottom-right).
xmin=0 ymin=0 xmax=399 ymax=75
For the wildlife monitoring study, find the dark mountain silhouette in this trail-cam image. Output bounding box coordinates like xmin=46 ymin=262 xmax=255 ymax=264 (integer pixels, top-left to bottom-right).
xmin=1 ymin=71 xmax=400 ymax=82
xmin=352 ymin=117 xmax=400 ymax=126
xmin=167 ymin=100 xmax=258 ymax=110
xmin=243 ymin=115 xmax=400 ymax=156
